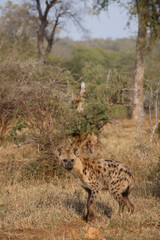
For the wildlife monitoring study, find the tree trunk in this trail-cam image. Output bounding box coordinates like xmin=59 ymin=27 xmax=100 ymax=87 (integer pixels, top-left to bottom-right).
xmin=37 ymin=25 xmax=54 ymax=64
xmin=132 ymin=50 xmax=144 ymax=120
xmin=37 ymin=31 xmax=45 ymax=58
xmin=132 ymin=0 xmax=147 ymax=120
xmin=37 ymin=21 xmax=48 ymax=59
xmin=44 ymin=40 xmax=53 ymax=64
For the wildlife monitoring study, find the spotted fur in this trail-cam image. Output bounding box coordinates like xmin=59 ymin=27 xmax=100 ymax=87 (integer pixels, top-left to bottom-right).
xmin=55 ymin=147 xmax=134 ymax=222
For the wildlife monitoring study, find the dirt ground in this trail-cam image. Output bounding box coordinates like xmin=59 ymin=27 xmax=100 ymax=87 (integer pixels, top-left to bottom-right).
xmin=0 ymin=220 xmax=85 ymax=240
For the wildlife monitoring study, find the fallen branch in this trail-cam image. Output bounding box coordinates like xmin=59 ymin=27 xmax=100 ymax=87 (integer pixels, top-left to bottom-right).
xmin=150 ymin=119 xmax=160 ymax=147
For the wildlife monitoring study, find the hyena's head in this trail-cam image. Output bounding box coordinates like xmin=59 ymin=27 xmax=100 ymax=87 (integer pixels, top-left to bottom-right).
xmin=55 ymin=147 xmax=80 ymax=171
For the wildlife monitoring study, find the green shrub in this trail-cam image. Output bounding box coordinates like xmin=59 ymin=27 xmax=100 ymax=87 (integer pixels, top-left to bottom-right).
xmin=67 ymin=65 xmax=129 ymax=139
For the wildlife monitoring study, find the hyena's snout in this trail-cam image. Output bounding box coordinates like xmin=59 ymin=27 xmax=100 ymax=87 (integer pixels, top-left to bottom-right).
xmin=63 ymin=159 xmax=74 ymax=171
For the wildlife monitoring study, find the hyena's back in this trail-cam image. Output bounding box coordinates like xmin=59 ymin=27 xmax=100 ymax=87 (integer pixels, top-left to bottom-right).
xmin=101 ymin=159 xmax=134 ymax=192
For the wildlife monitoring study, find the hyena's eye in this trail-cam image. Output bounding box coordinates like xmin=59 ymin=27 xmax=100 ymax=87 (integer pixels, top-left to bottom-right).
xmin=71 ymin=159 xmax=74 ymax=162
xmin=63 ymin=159 xmax=67 ymax=163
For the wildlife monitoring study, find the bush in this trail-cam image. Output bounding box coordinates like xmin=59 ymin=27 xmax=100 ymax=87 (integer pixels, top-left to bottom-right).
xmin=0 ymin=53 xmax=75 ymax=177
xmin=67 ymin=64 xmax=130 ymax=139
xmin=0 ymin=82 xmax=22 ymax=144
xmin=16 ymin=69 xmax=75 ymax=177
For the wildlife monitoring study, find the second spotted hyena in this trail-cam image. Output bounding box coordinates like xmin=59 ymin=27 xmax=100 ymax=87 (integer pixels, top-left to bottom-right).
xmin=55 ymin=146 xmax=134 ymax=221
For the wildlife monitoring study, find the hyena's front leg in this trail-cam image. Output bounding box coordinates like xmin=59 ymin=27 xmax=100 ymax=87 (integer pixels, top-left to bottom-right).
xmin=86 ymin=189 xmax=98 ymax=222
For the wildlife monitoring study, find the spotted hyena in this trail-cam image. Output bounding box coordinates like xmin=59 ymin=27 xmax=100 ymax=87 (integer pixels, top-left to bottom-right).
xmin=70 ymin=133 xmax=98 ymax=154
xmin=55 ymin=147 xmax=134 ymax=222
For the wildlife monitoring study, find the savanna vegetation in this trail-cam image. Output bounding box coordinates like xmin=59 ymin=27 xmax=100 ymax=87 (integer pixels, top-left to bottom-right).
xmin=0 ymin=1 xmax=160 ymax=239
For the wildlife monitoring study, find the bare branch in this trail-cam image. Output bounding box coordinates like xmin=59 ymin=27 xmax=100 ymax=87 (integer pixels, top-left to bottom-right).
xmin=35 ymin=0 xmax=42 ymax=20
xmin=17 ymin=140 xmax=35 ymax=148
xmin=150 ymin=120 xmax=160 ymax=147
xmin=44 ymin=0 xmax=61 ymax=20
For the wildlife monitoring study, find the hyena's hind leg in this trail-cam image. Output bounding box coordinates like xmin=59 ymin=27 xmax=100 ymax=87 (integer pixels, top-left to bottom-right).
xmin=112 ymin=193 xmax=126 ymax=215
xmin=110 ymin=186 xmax=134 ymax=215
xmin=122 ymin=186 xmax=134 ymax=214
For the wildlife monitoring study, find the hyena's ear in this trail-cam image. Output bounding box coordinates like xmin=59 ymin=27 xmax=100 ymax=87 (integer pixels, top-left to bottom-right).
xmin=72 ymin=147 xmax=80 ymax=156
xmin=55 ymin=146 xmax=63 ymax=158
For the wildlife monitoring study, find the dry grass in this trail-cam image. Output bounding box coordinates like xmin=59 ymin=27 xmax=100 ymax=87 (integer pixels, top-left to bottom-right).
xmin=0 ymin=119 xmax=160 ymax=239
